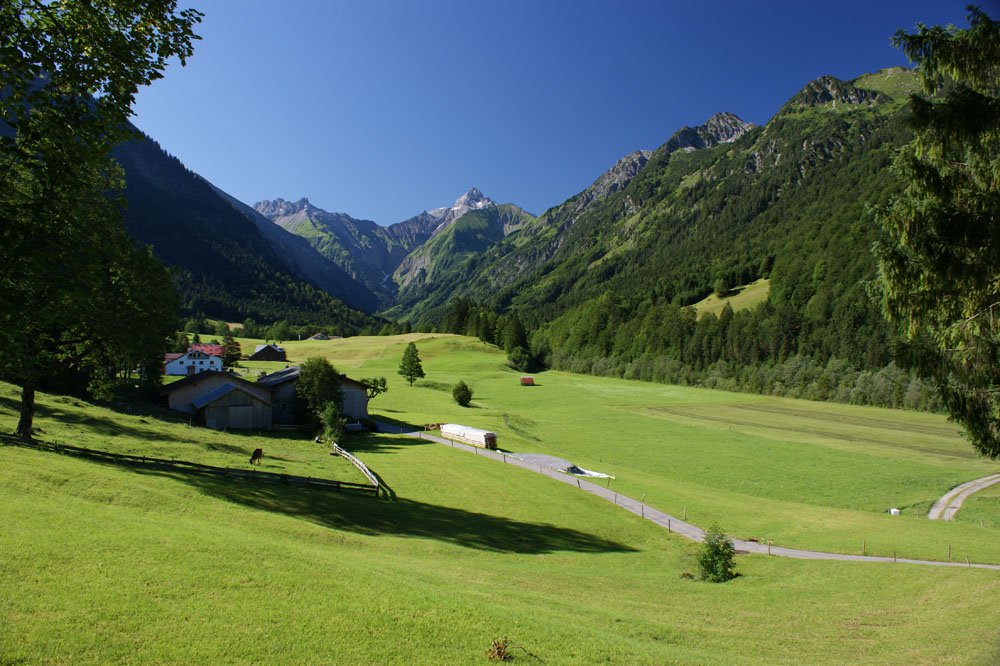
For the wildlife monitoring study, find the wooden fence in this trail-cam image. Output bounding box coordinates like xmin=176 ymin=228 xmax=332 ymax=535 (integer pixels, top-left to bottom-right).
xmin=330 ymin=443 xmax=380 ymax=489
xmin=1 ymin=434 xmax=378 ymax=496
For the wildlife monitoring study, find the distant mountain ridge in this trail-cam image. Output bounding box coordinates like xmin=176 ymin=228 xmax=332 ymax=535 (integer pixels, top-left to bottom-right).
xmin=253 ymin=187 xmax=501 ymax=303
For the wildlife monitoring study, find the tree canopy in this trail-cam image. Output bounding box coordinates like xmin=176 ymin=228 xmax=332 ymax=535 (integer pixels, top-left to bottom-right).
xmin=871 ymin=6 xmax=1000 ymax=457
xmin=1 ymin=1 xmax=202 ymax=438
xmin=398 ymin=342 xmax=425 ymax=386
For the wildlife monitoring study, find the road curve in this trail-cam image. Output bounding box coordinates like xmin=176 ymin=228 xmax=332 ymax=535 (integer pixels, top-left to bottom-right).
xmin=927 ymin=474 xmax=1000 ymax=521
xmin=376 ymin=422 xmax=1000 ymax=571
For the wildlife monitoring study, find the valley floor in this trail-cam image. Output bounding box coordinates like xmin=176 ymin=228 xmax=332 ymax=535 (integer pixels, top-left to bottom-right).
xmin=3 ymin=334 xmax=1000 ymax=664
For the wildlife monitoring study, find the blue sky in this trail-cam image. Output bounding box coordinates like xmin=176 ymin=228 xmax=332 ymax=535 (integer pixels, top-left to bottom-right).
xmin=132 ymin=0 xmax=979 ymax=225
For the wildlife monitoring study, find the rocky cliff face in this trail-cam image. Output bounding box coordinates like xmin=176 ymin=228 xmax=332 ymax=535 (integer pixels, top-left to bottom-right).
xmin=663 ymin=111 xmax=757 ymax=153
xmin=784 ymin=75 xmax=892 ymax=109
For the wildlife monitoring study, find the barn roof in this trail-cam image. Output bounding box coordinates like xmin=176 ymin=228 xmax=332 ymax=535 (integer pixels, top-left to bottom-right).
xmin=257 ymin=366 xmax=300 ymax=387
xmin=192 ymin=384 xmax=271 ymax=409
xmin=157 ymin=370 xmax=256 ymax=396
xmin=253 ymin=344 xmax=285 ymax=354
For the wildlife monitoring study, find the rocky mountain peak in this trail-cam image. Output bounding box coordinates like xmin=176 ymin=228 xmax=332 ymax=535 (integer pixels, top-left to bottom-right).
xmin=786 ymin=75 xmax=892 ymax=109
xmin=254 ymin=197 xmax=313 ymax=219
xmin=664 ymin=112 xmax=756 ymax=154
xmin=451 ymin=187 xmax=494 ymax=212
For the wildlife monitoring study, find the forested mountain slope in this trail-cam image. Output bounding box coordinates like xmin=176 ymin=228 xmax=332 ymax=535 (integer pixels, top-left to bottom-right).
xmin=111 ymin=131 xmax=379 ymax=332
xmin=422 ymin=68 xmax=926 ymax=405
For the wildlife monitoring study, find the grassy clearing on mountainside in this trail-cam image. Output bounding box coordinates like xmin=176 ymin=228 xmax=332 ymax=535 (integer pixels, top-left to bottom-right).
xmin=692 ymin=278 xmax=771 ymax=318
xmin=4 ymin=334 xmax=1000 ymax=663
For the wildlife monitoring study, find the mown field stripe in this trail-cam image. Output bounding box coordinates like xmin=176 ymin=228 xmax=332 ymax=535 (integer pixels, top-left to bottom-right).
xmin=377 ymin=421 xmax=1000 ymax=570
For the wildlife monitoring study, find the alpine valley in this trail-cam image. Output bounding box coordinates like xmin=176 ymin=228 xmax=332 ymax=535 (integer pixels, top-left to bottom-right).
xmin=121 ymin=66 xmax=930 ymax=407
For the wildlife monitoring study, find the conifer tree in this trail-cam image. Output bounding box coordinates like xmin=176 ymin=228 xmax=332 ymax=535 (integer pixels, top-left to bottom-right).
xmin=398 ymin=342 xmax=425 ymax=386
xmin=870 ymin=7 xmax=1000 ymax=457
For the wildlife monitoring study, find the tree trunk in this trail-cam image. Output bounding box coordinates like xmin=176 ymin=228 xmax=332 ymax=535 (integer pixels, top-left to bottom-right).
xmin=16 ymin=377 xmax=35 ymax=440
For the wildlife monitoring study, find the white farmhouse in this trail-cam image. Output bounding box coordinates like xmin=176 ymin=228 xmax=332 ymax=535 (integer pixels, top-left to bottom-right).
xmin=165 ymin=349 xmax=223 ymax=376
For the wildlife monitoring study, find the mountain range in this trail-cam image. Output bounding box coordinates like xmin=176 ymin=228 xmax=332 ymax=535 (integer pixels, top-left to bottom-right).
xmin=113 ymin=66 xmax=918 ymax=383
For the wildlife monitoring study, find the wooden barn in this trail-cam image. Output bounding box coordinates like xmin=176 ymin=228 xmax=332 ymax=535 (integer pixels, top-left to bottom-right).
xmin=250 ymin=344 xmax=287 ymax=361
xmin=192 ymin=384 xmax=273 ymax=430
xmin=157 ymin=371 xmax=272 ymax=425
xmin=440 ymin=424 xmax=498 ymax=450
xmin=256 ymin=366 xmax=300 ymax=425
xmin=340 ymin=376 xmax=370 ymax=420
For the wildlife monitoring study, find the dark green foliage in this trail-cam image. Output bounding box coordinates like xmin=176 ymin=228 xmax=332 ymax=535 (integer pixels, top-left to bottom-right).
xmin=697 ymin=524 xmax=738 ymax=583
xmin=171 ymin=332 xmax=191 ymax=354
xmin=359 ymin=377 xmax=388 ymax=401
xmin=871 ymin=7 xmax=1000 ymax=457
xmin=452 ymin=380 xmax=473 ymax=407
xmin=292 ymin=357 xmax=343 ymax=429
xmin=0 ymin=0 xmax=200 ymax=437
xmin=398 ymin=342 xmax=425 ymax=386
xmin=319 ymin=402 xmax=347 ymax=442
xmin=221 ymin=332 xmax=241 ymax=366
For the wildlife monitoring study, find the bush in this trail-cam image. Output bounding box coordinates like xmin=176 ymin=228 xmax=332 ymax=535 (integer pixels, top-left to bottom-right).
xmin=697 ymin=523 xmax=738 ymax=582
xmin=452 ymin=380 xmax=473 ymax=407
xmin=319 ymin=401 xmax=347 ymax=442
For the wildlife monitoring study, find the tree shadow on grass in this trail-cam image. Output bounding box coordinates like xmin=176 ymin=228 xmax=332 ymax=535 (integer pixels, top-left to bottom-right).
xmin=135 ymin=466 xmax=636 ymax=555
xmin=0 ymin=396 xmax=213 ymax=446
xmin=337 ymin=431 xmax=432 ymax=454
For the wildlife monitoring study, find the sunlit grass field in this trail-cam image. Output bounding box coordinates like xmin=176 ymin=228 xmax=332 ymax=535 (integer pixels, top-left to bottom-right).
xmin=289 ymin=333 xmax=1000 ymax=564
xmin=4 ymin=333 xmax=1000 ymax=664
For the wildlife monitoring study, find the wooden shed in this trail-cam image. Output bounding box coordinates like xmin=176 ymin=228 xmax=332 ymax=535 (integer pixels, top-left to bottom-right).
xmin=157 ymin=371 xmax=271 ymax=418
xmin=193 ymin=384 xmax=273 ymax=430
xmin=340 ymin=376 xmax=370 ymax=420
xmin=250 ymin=344 xmax=286 ymax=362
xmin=256 ymin=366 xmax=300 ymax=425
xmin=520 ymin=376 xmax=535 ymax=386
xmin=440 ymin=424 xmax=498 ymax=450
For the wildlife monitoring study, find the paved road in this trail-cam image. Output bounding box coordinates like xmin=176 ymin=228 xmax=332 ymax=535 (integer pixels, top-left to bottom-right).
xmin=927 ymin=473 xmax=1000 ymax=521
xmin=376 ymin=422 xmax=1000 ymax=571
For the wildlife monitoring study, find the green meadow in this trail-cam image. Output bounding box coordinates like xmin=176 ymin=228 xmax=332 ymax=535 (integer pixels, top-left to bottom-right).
xmin=691 ymin=278 xmax=771 ymax=318
xmin=3 ymin=333 xmax=1000 ymax=664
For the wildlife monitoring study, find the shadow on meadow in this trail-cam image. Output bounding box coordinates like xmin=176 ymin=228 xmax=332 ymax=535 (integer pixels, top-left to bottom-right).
xmin=136 ymin=466 xmax=637 ymax=554
xmin=0 ymin=395 xmax=211 ymax=446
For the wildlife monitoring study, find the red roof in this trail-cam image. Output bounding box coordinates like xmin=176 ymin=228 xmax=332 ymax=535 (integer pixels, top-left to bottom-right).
xmin=190 ymin=343 xmax=225 ymax=358
xmin=520 ymin=376 xmax=535 ymax=385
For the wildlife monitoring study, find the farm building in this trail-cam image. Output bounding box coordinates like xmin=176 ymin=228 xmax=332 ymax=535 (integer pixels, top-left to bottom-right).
xmin=256 ymin=366 xmax=300 ymax=425
xmin=340 ymin=376 xmax=370 ymax=420
xmin=250 ymin=344 xmax=286 ymax=362
xmin=164 ymin=349 xmax=223 ymax=376
xmin=440 ymin=424 xmax=498 ymax=450
xmin=157 ymin=371 xmax=272 ymax=424
xmin=189 ymin=343 xmax=226 ymax=359
xmin=520 ymin=376 xmax=535 ymax=386
xmin=306 ymin=333 xmax=329 ymax=340
xmin=193 ymin=384 xmax=273 ymax=430
xmin=255 ymin=368 xmax=370 ymax=423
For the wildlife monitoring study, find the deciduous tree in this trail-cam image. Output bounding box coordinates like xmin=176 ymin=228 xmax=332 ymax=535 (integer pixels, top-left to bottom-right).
xmin=0 ymin=1 xmax=201 ymax=438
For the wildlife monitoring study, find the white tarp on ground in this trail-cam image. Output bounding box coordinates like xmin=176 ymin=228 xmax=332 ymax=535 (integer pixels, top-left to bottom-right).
xmin=510 ymin=453 xmax=613 ymax=478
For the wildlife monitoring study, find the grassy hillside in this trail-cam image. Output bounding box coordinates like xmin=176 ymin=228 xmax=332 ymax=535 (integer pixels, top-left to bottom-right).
xmin=692 ymin=278 xmax=771 ymax=318
xmin=4 ymin=335 xmax=1000 ymax=664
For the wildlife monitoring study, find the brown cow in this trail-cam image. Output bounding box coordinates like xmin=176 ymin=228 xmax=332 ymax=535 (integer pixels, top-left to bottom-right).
xmin=249 ymin=448 xmax=263 ymax=465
